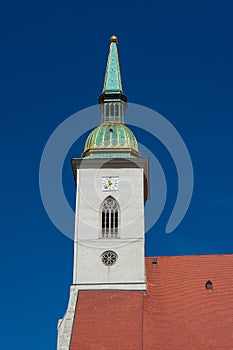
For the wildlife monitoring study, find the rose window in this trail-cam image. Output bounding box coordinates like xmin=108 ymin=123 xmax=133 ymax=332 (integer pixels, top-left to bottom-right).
xmin=101 ymin=250 xmax=118 ymax=266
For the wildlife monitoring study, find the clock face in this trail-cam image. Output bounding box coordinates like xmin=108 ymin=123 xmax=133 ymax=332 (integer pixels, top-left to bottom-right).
xmin=102 ymin=176 xmax=118 ymax=191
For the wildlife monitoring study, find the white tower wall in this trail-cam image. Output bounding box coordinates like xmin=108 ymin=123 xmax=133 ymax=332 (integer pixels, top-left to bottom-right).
xmin=72 ymin=166 xmax=146 ymax=290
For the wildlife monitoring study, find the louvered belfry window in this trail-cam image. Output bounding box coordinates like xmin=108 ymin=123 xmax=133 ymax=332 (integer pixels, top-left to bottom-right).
xmin=101 ymin=196 xmax=119 ymax=238
xmin=102 ymin=102 xmax=124 ymax=122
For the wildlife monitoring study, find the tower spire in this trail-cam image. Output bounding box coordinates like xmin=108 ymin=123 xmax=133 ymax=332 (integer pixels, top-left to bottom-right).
xmin=81 ymin=35 xmax=139 ymax=159
xmin=99 ymin=35 xmax=127 ymax=104
xmin=103 ymin=35 xmax=122 ymax=94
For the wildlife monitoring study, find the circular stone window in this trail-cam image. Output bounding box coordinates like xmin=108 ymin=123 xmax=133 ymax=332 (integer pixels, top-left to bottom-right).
xmin=101 ymin=250 xmax=118 ymax=266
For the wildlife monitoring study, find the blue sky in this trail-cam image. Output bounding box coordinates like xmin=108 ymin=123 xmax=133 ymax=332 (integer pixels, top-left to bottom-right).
xmin=0 ymin=0 xmax=232 ymax=348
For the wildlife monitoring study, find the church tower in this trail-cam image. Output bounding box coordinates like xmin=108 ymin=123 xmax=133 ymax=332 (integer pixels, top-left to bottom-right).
xmin=57 ymin=36 xmax=149 ymax=349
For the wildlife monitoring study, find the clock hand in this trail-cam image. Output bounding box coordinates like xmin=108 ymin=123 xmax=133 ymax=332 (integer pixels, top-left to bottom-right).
xmin=103 ymin=178 xmax=113 ymax=189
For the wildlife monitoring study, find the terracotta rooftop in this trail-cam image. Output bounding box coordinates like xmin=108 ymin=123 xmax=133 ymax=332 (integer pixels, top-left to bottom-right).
xmin=70 ymin=254 xmax=233 ymax=349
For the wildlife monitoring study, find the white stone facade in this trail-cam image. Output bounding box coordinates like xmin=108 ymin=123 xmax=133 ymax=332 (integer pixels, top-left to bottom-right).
xmin=57 ymin=285 xmax=78 ymax=350
xmin=73 ymin=166 xmax=146 ymax=289
xmin=57 ymin=159 xmax=148 ymax=349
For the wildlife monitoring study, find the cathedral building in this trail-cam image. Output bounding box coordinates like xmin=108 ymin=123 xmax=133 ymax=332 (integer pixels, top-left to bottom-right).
xmin=57 ymin=36 xmax=233 ymax=350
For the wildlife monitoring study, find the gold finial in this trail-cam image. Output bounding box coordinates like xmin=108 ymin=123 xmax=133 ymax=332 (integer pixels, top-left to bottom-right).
xmin=110 ymin=35 xmax=118 ymax=43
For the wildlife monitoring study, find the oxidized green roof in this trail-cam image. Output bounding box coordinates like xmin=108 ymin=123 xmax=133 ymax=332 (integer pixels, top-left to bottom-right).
xmin=103 ymin=35 xmax=122 ymax=94
xmin=83 ymin=123 xmax=138 ymax=156
xmin=82 ymin=36 xmax=139 ymax=159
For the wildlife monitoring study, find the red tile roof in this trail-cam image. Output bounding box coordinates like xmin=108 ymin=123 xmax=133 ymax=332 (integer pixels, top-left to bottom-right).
xmin=70 ymin=254 xmax=233 ymax=349
xmin=70 ymin=291 xmax=143 ymax=350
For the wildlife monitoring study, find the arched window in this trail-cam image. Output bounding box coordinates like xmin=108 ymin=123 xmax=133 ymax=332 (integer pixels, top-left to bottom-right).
xmin=115 ymin=103 xmax=119 ymax=120
xmin=101 ymin=196 xmax=119 ymax=238
xmin=110 ymin=103 xmax=114 ymax=118
xmin=106 ymin=104 xmax=109 ymax=117
xmin=205 ymin=280 xmax=213 ymax=290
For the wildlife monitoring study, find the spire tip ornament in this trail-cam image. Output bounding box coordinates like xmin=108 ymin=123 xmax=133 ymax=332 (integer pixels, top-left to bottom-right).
xmin=110 ymin=35 xmax=118 ymax=43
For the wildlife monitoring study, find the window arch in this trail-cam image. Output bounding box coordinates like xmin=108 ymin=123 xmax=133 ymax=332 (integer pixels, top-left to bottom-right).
xmin=205 ymin=280 xmax=213 ymax=290
xmin=101 ymin=196 xmax=119 ymax=238
xmin=106 ymin=104 xmax=109 ymax=117
xmin=110 ymin=103 xmax=114 ymax=117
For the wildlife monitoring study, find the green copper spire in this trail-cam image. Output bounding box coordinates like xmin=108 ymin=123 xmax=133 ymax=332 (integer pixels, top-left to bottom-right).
xmin=98 ymin=36 xmax=127 ymax=104
xmin=103 ymin=35 xmax=122 ymax=94
xmin=82 ymin=36 xmax=139 ymax=159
